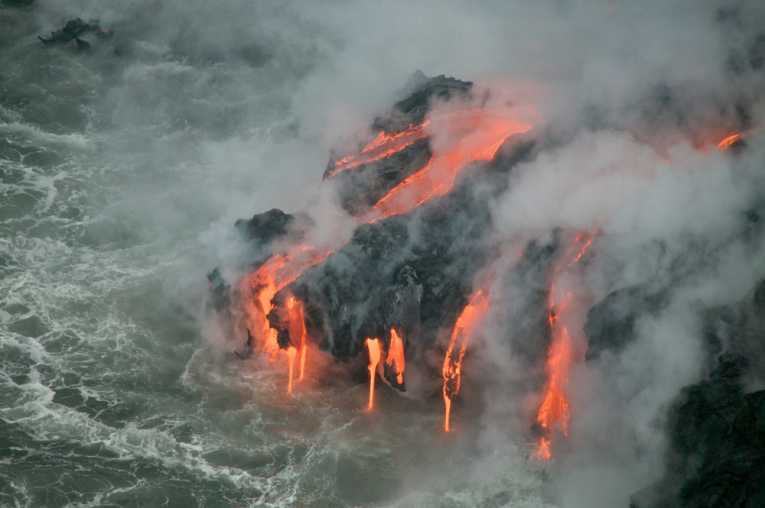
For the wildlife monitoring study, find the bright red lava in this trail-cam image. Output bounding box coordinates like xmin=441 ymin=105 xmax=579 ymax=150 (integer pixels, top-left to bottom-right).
xmin=366 ymin=110 xmax=532 ymax=222
xmin=238 ymin=106 xmax=531 ymax=398
xmin=326 ymin=122 xmax=430 ymax=178
xmin=534 ymin=232 xmax=594 ymax=460
xmin=442 ymin=288 xmax=491 ymax=432
xmin=365 ymin=337 xmax=382 ymax=410
xmin=386 ymin=328 xmax=406 ymax=385
xmin=238 ymin=244 xmax=330 ymax=364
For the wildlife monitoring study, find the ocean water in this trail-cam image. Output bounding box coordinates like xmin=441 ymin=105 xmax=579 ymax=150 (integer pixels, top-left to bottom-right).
xmin=0 ymin=4 xmax=549 ymax=507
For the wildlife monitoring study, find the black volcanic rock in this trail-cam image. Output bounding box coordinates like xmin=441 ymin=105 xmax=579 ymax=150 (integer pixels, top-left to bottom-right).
xmin=584 ymin=285 xmax=667 ymax=361
xmin=327 ymin=73 xmax=472 ymax=216
xmin=272 ymin=177 xmax=494 ymax=367
xmin=631 ymin=354 xmax=765 ymax=508
xmin=630 ymin=277 xmax=765 ymax=508
xmin=38 ymin=18 xmax=113 ymax=47
xmin=234 ymin=208 xmax=314 ymax=258
xmin=330 ymin=139 xmax=432 ymax=216
xmin=235 ymin=208 xmax=295 ymax=244
xmin=372 ymin=72 xmax=473 ymax=132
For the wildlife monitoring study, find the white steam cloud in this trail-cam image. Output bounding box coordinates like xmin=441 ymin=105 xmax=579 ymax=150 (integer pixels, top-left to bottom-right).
xmin=21 ymin=1 xmax=765 ymax=506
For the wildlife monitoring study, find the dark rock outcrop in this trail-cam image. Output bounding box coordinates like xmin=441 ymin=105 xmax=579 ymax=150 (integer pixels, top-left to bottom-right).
xmin=327 ymin=74 xmax=473 ymax=216
xmin=373 ymin=71 xmax=473 ymax=132
xmin=631 ymin=355 xmax=765 ymax=508
xmin=38 ymin=18 xmax=113 ymax=48
xmin=584 ymin=285 xmax=667 ymax=361
xmin=631 ymin=278 xmax=765 ymax=508
xmin=235 ymin=208 xmax=297 ymax=245
xmin=274 ymin=179 xmax=493 ymax=367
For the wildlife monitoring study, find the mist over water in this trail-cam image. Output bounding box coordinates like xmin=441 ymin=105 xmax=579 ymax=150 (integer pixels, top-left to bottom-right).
xmin=2 ymin=1 xmax=764 ymax=507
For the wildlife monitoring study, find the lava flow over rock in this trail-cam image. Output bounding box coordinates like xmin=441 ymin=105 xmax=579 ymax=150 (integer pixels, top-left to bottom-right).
xmin=208 ymin=69 xmax=765 ymax=508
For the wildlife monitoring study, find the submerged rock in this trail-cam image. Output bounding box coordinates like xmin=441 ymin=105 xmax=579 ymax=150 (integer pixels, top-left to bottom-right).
xmin=38 ymin=18 xmax=113 ymax=48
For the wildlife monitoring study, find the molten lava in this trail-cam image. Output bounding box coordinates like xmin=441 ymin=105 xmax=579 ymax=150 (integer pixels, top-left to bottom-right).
xmin=442 ymin=288 xmax=491 ymax=432
xmin=238 ymin=244 xmax=330 ymax=360
xmin=534 ymin=232 xmax=594 ymax=460
xmin=365 ymin=338 xmax=382 ymax=410
xmin=386 ymin=328 xmax=406 ymax=385
xmin=717 ymin=132 xmax=743 ymax=151
xmin=286 ymin=294 xmax=308 ymax=382
xmin=326 ymin=122 xmax=430 ymax=178
xmin=286 ymin=345 xmax=297 ymax=394
xmin=368 ymin=110 xmax=532 ymax=221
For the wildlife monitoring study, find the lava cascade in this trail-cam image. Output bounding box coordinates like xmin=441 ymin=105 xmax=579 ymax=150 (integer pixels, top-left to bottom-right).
xmin=325 ymin=122 xmax=430 ymax=178
xmin=534 ymin=232 xmax=594 ymax=460
xmin=365 ymin=338 xmax=382 ymax=410
xmin=286 ymin=294 xmax=309 ymax=391
xmin=386 ymin=328 xmax=406 ymax=385
xmin=442 ymin=288 xmax=491 ymax=432
xmin=367 ymin=110 xmax=532 ymax=221
xmin=238 ymin=245 xmax=330 ymax=360
xmin=237 ymin=106 xmax=531 ymax=395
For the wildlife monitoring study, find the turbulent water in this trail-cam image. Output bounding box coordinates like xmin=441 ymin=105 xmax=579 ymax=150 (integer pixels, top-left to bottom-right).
xmin=0 ymin=4 xmax=551 ymax=507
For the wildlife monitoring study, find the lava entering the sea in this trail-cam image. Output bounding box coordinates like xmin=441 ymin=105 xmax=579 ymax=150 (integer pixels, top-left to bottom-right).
xmin=442 ymin=288 xmax=491 ymax=432
xmin=386 ymin=328 xmax=406 ymax=387
xmin=285 ymin=294 xmax=308 ymax=392
xmin=534 ymin=232 xmax=594 ymax=460
xmin=237 ymin=244 xmax=329 ymax=364
xmin=365 ymin=337 xmax=382 ymax=410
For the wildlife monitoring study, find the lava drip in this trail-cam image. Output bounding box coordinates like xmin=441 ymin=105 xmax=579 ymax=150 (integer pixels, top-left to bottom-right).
xmin=238 ymin=244 xmax=330 ymax=360
xmin=286 ymin=294 xmax=309 ymax=382
xmin=326 ymin=121 xmax=430 ymax=178
xmin=442 ymin=288 xmax=491 ymax=432
xmin=367 ymin=110 xmax=531 ymax=221
xmin=365 ymin=338 xmax=382 ymax=410
xmin=286 ymin=346 xmax=297 ymax=395
xmin=534 ymin=232 xmax=594 ymax=460
xmin=385 ymin=328 xmax=406 ymax=387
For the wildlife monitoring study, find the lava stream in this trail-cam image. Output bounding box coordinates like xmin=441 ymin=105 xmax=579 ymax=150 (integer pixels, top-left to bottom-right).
xmin=326 ymin=122 xmax=430 ymax=178
xmin=717 ymin=131 xmax=743 ymax=150
xmin=442 ymin=288 xmax=491 ymax=432
xmin=238 ymin=244 xmax=330 ymax=359
xmin=386 ymin=328 xmax=406 ymax=385
xmin=366 ymin=109 xmax=532 ymax=221
xmin=365 ymin=338 xmax=382 ymax=410
xmin=286 ymin=346 xmax=297 ymax=394
xmin=286 ymin=294 xmax=309 ymax=382
xmin=534 ymin=232 xmax=594 ymax=459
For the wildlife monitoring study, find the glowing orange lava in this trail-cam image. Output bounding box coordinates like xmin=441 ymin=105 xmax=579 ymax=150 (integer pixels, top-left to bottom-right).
xmin=536 ymin=437 xmax=552 ymax=461
xmin=238 ymin=244 xmax=330 ymax=360
xmin=286 ymin=294 xmax=308 ymax=382
xmin=326 ymin=122 xmax=431 ymax=178
xmin=365 ymin=338 xmax=382 ymax=410
xmin=368 ymin=110 xmax=532 ymax=221
xmin=534 ymin=232 xmax=594 ymax=460
xmin=442 ymin=288 xmax=491 ymax=432
xmin=717 ymin=132 xmax=743 ymax=151
xmin=286 ymin=345 xmax=297 ymax=394
xmin=386 ymin=328 xmax=406 ymax=385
